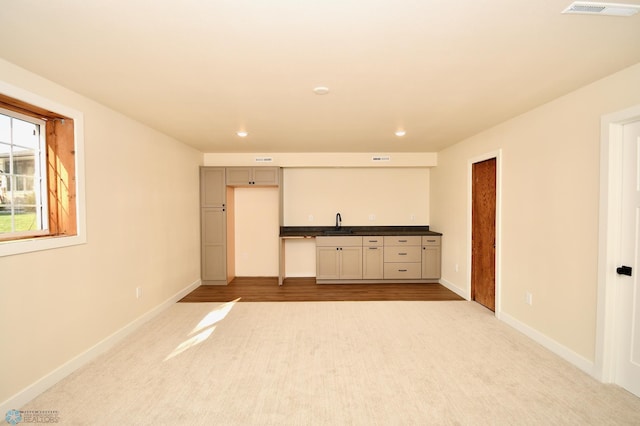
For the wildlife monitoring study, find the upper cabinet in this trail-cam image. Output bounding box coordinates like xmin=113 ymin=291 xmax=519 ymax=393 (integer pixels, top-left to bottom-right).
xmin=226 ymin=167 xmax=279 ymax=187
xmin=200 ymin=167 xmax=226 ymax=207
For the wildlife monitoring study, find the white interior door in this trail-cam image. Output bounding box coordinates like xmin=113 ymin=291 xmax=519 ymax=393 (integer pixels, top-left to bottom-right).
xmin=615 ymin=120 xmax=640 ymax=397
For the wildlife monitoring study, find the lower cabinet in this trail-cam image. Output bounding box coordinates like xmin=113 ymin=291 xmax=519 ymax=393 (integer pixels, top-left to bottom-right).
xmin=362 ymin=237 xmax=384 ymax=279
xmin=316 ymin=237 xmax=363 ymax=280
xmin=383 ymin=236 xmax=422 ymax=279
xmin=422 ymin=236 xmax=442 ymax=279
xmin=316 ymin=234 xmax=442 ymax=283
xmin=201 ymin=208 xmax=226 ymax=281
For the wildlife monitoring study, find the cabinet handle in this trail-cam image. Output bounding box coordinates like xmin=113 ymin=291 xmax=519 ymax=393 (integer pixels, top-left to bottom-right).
xmin=369 ymin=247 xmax=378 ymax=250
xmin=398 ymin=253 xmax=407 ymax=256
xmin=368 ymin=240 xmax=378 ymax=243
xmin=398 ymin=240 xmax=407 ymax=243
xmin=427 ymin=239 xmax=436 ymax=243
xmin=399 ymin=269 xmax=407 ymax=272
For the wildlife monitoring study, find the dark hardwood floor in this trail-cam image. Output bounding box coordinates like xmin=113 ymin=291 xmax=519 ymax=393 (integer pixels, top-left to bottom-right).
xmin=179 ymin=277 xmax=464 ymax=302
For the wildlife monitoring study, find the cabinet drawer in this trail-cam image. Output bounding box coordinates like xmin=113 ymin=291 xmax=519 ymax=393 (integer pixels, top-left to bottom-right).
xmin=384 ymin=246 xmax=421 ymax=262
xmin=363 ymin=236 xmax=383 ymax=247
xmin=316 ymin=236 xmax=363 ymax=247
xmin=384 ymin=236 xmax=422 ymax=246
xmin=422 ymin=236 xmax=441 ymax=246
xmin=384 ymin=263 xmax=421 ymax=279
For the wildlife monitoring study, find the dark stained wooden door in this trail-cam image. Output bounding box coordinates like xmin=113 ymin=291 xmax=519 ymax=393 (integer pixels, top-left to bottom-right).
xmin=472 ymin=158 xmax=496 ymax=311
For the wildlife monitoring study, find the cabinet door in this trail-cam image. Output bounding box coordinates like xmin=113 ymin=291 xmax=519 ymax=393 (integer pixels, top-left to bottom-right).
xmin=201 ymin=208 xmax=226 ymax=281
xmin=363 ymin=246 xmax=384 ymax=279
xmin=226 ymin=168 xmax=253 ymax=186
xmin=200 ymin=168 xmax=226 ymax=207
xmin=340 ymin=246 xmax=363 ymax=279
xmin=226 ymin=167 xmax=279 ymax=186
xmin=317 ymin=247 xmax=341 ymax=280
xmin=202 ymin=245 xmax=226 ymax=281
xmin=252 ymin=167 xmax=279 ymax=185
xmin=422 ymin=246 xmax=441 ymax=279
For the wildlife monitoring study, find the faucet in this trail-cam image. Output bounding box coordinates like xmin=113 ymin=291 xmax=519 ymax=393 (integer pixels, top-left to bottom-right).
xmin=335 ymin=212 xmax=342 ymax=229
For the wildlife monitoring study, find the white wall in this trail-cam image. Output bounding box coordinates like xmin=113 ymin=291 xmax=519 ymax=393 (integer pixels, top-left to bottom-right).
xmin=0 ymin=59 xmax=202 ymax=407
xmin=430 ymin=62 xmax=640 ymax=365
xmin=283 ymin=168 xmax=429 ymax=226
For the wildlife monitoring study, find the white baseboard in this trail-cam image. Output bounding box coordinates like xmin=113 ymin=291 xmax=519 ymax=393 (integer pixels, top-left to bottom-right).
xmin=0 ymin=279 xmax=201 ymax=414
xmin=500 ymin=311 xmax=594 ymax=375
xmin=439 ymin=278 xmax=470 ymax=300
xmin=438 ymin=278 xmax=594 ymax=376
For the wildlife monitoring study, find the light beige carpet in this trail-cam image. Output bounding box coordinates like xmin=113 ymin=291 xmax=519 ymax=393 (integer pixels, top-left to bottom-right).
xmin=22 ymin=301 xmax=640 ymax=425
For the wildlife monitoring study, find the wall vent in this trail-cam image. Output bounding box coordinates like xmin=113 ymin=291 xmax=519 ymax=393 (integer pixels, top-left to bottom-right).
xmin=372 ymin=155 xmax=391 ymax=162
xmin=254 ymin=157 xmax=273 ymax=163
xmin=562 ymin=2 xmax=640 ymax=16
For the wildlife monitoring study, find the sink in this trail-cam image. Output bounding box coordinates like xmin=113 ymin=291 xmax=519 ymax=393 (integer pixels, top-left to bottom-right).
xmin=323 ymin=229 xmax=353 ymax=235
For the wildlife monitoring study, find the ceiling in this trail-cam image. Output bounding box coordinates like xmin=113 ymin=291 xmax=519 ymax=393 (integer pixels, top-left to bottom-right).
xmin=1 ymin=1 xmax=639 ymax=153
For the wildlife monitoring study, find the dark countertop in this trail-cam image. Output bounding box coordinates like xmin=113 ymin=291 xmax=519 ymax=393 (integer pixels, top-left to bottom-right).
xmin=280 ymin=226 xmax=442 ymax=237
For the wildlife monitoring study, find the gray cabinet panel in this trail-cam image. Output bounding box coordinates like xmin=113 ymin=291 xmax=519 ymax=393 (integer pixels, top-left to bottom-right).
xmin=200 ymin=167 xmax=227 ymax=283
xmin=200 ymin=168 xmax=226 ymax=207
xmin=363 ymin=246 xmax=384 ymax=279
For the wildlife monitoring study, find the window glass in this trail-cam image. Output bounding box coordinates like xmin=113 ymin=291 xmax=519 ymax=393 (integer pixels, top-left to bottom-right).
xmin=0 ymin=109 xmax=46 ymax=237
xmin=12 ymin=119 xmax=39 ymax=151
xmin=0 ymin=114 xmax=9 ymax=143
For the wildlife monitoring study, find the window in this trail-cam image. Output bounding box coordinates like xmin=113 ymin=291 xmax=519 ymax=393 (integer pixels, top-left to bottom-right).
xmin=0 ymin=83 xmax=85 ymax=256
xmin=0 ymin=108 xmax=48 ymax=238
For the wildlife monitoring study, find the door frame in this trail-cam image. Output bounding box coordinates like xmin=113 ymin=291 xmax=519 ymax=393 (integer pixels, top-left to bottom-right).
xmin=467 ymin=150 xmax=502 ymax=318
xmin=596 ymin=104 xmax=640 ymax=382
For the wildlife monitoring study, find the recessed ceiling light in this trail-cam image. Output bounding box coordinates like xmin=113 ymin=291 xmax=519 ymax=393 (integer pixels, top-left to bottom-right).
xmin=236 ymin=131 xmax=248 ymax=137
xmin=562 ymin=2 xmax=640 ymax=16
xmin=395 ymin=130 xmax=406 ymax=137
xmin=313 ymin=86 xmax=330 ymax=95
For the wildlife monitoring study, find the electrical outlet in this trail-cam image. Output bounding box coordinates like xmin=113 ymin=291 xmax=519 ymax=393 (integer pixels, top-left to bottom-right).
xmin=308 ymin=214 xmax=314 ymax=222
xmin=455 ymin=263 xmax=459 ymax=273
xmin=136 ymin=287 xmax=143 ymax=299
xmin=525 ymin=292 xmax=533 ymax=306
xmin=410 ymin=214 xmax=415 ymax=222
xmin=368 ymin=214 xmax=376 ymax=221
